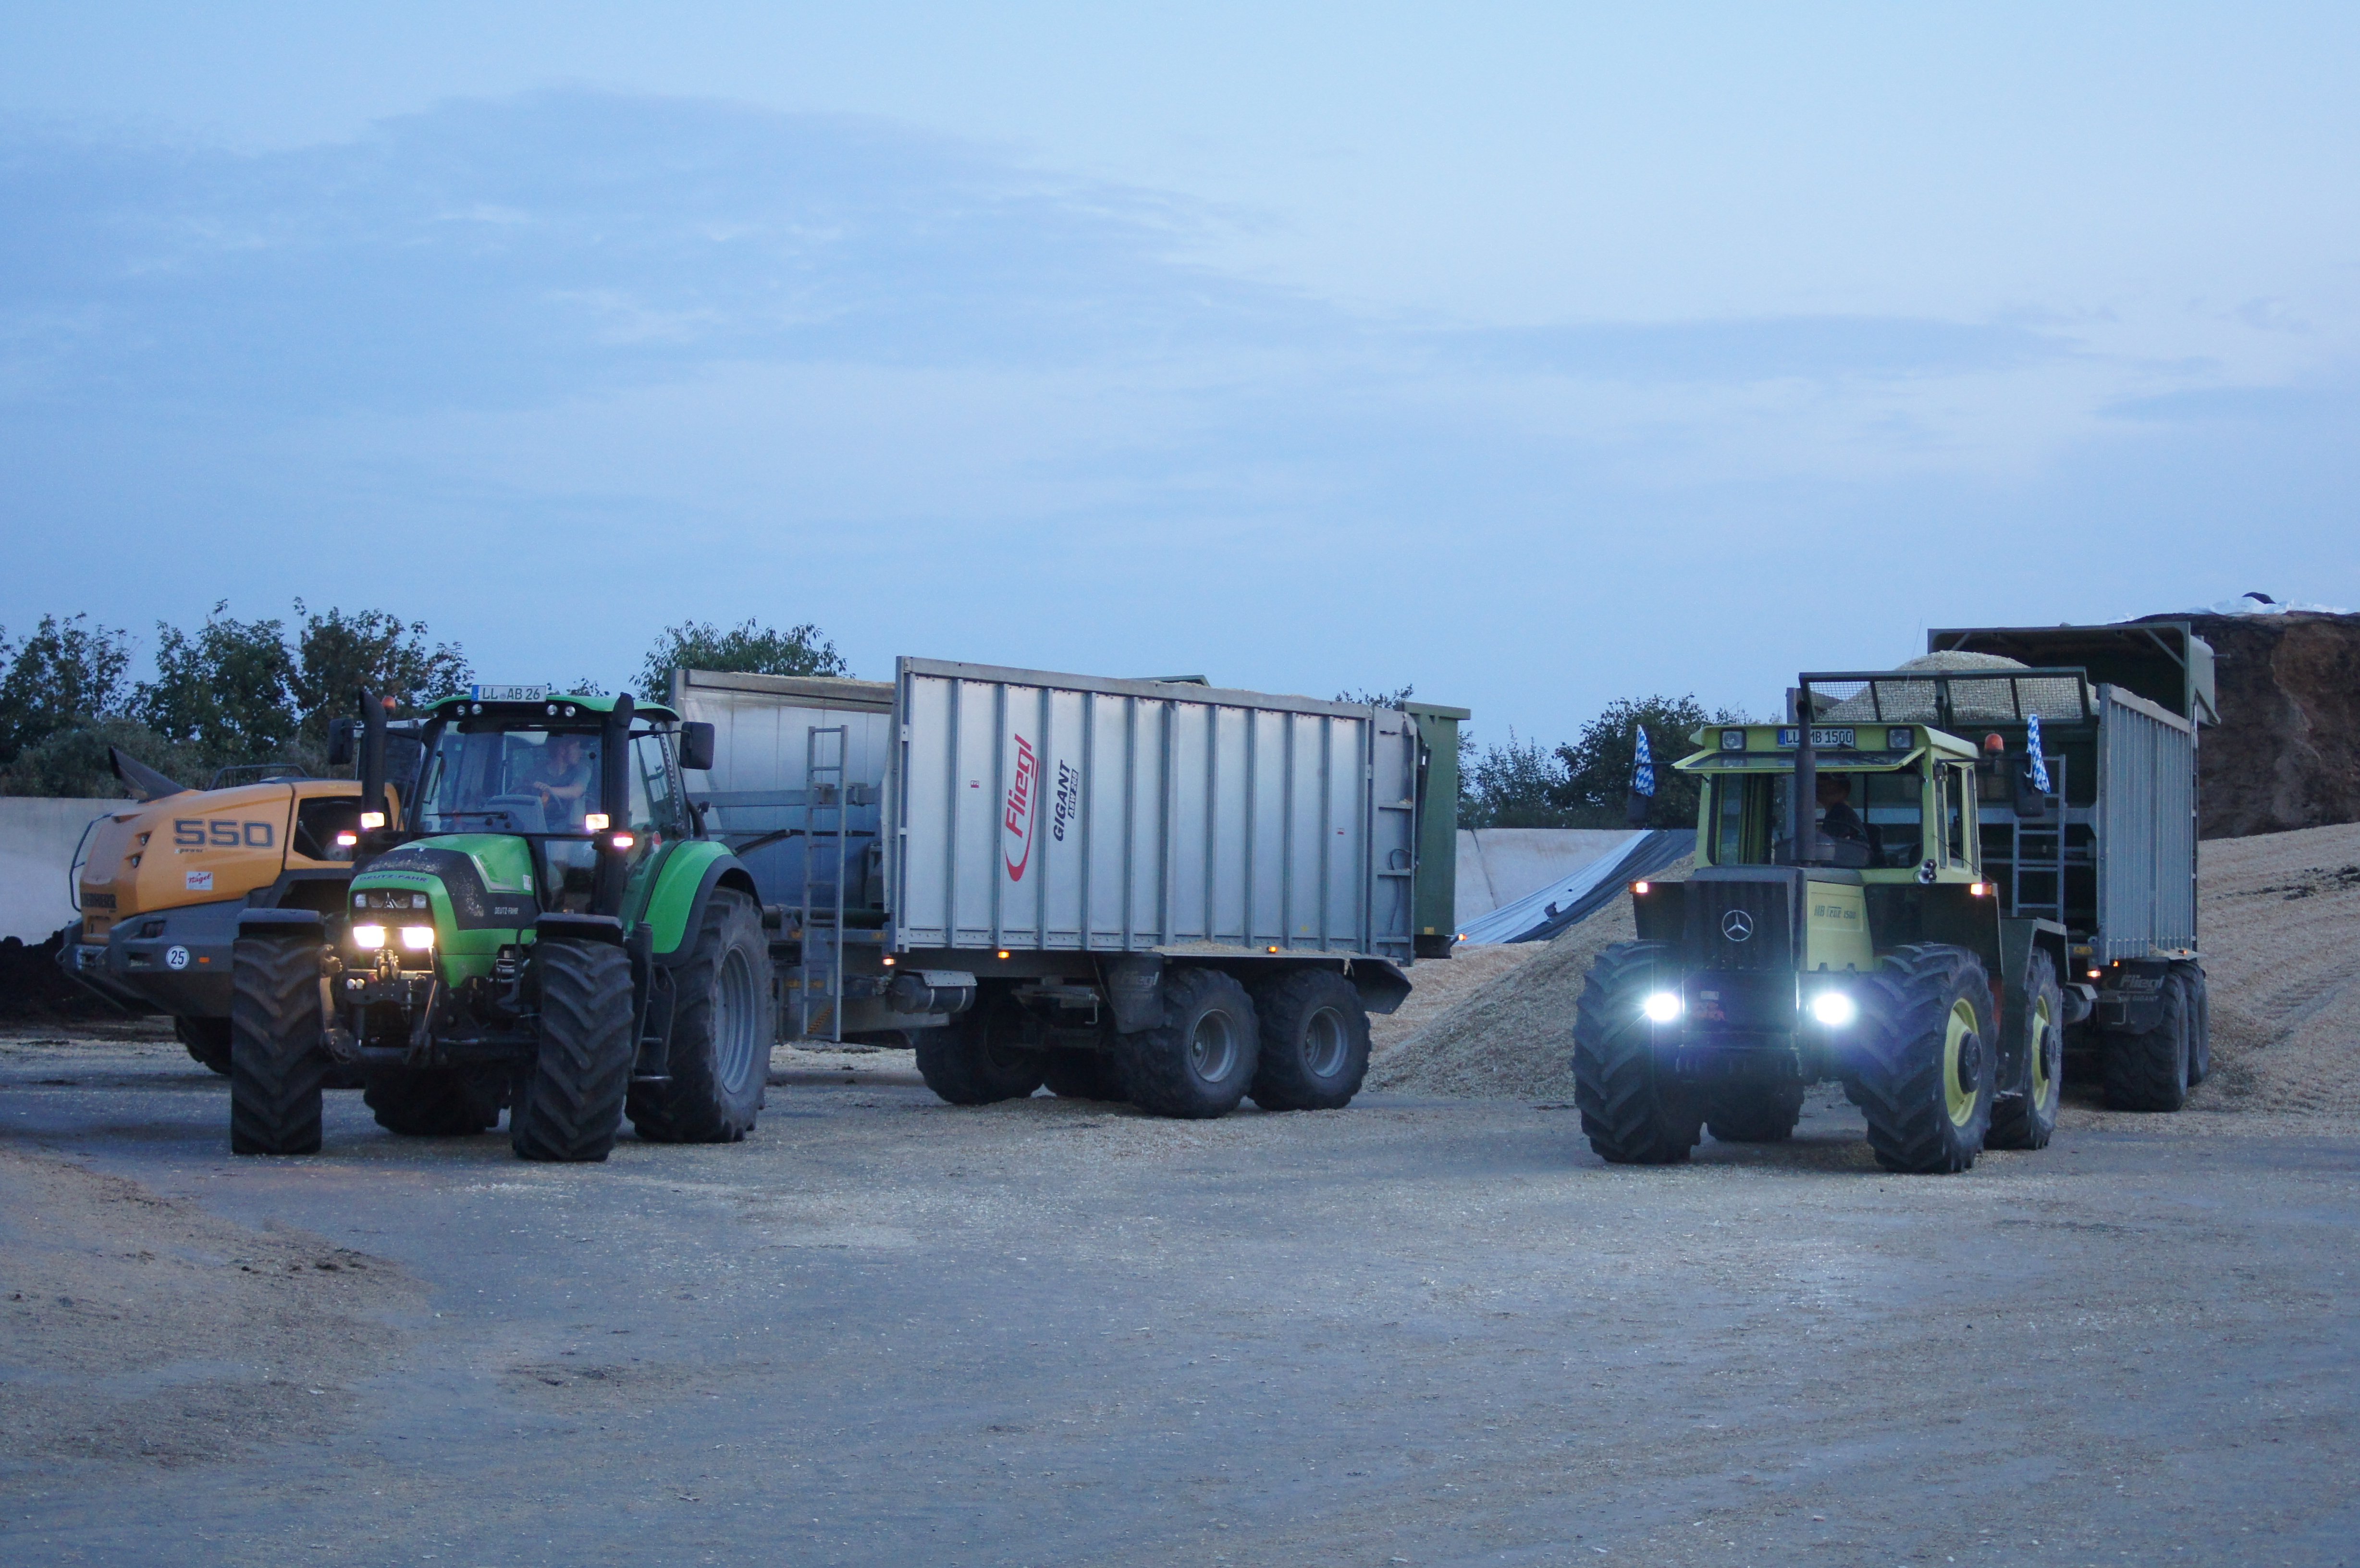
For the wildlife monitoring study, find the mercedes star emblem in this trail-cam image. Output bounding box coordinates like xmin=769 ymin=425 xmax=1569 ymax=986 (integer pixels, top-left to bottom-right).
xmin=1720 ymin=909 xmax=1755 ymax=943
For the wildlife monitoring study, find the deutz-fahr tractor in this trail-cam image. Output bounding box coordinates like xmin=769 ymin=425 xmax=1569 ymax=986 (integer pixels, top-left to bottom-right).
xmin=229 ymin=686 xmax=774 ymax=1162
xmin=1573 ymin=634 xmax=2209 ymax=1175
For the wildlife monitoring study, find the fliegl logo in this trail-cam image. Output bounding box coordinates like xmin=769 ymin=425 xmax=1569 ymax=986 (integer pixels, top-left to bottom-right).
xmin=1003 ymin=734 xmax=1041 ymax=881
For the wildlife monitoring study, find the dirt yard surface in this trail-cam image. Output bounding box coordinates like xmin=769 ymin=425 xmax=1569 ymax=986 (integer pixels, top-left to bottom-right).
xmin=4 ymin=1018 xmax=2357 ymax=1566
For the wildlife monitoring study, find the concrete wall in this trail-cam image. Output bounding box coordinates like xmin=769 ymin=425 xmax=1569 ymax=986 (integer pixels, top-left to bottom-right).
xmin=1453 ymin=828 xmax=1638 ymax=926
xmin=0 ymin=797 xmax=121 ymax=942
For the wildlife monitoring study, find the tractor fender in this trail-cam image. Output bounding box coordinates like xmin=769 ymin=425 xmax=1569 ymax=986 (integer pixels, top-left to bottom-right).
xmin=639 ymin=841 xmax=761 ymax=964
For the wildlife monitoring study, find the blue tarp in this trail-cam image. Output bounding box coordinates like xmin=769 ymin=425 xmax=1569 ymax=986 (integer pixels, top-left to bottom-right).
xmin=1454 ymin=829 xmax=1696 ymax=945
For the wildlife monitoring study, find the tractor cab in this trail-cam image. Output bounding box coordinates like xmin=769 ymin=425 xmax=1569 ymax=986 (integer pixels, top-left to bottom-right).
xmin=1678 ymin=721 xmax=1985 ymax=884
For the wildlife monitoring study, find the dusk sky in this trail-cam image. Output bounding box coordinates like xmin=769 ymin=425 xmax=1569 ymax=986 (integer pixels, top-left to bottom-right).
xmin=6 ymin=3 xmax=2356 ymax=744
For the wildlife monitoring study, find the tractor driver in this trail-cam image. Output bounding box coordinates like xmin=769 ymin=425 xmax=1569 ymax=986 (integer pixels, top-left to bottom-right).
xmin=1817 ymin=772 xmax=1869 ymax=849
xmin=524 ymin=733 xmax=596 ymax=830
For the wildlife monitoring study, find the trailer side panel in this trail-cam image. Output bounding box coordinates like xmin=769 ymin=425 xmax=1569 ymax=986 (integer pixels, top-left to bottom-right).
xmin=2094 ymin=685 xmax=2199 ymax=962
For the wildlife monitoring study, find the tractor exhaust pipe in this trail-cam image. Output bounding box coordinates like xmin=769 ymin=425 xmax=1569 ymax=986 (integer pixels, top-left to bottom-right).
xmin=359 ymin=689 xmax=390 ymax=850
xmin=594 ymin=693 xmax=635 ymax=917
xmin=1790 ymin=679 xmax=1820 ymax=867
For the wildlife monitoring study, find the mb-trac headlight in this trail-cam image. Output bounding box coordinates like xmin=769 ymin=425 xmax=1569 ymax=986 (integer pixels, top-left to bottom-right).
xmin=1808 ymin=990 xmax=1859 ymax=1028
xmin=399 ymin=925 xmax=435 ymax=951
xmin=1641 ymin=990 xmax=1684 ymax=1023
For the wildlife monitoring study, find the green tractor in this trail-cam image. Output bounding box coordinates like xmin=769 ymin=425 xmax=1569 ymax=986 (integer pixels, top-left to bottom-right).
xmin=229 ymin=686 xmax=773 ymax=1162
xmin=1573 ymin=636 xmax=2208 ymax=1175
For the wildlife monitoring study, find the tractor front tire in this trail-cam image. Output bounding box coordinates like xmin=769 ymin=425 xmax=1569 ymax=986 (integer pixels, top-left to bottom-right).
xmin=1117 ymin=966 xmax=1260 ymax=1120
xmin=630 ymin=892 xmax=774 ymax=1143
xmin=915 ymin=995 xmax=1046 ymax=1105
xmin=230 ymin=938 xmax=329 ymax=1157
xmin=1847 ymin=944 xmax=1995 ymax=1174
xmin=1248 ymin=969 xmax=1371 ymax=1112
xmin=512 ymin=940 xmax=635 ymax=1162
xmin=177 ymin=1016 xmax=233 ymax=1076
xmin=1988 ymin=948 xmax=2063 ymax=1151
xmin=1571 ymin=941 xmax=1700 ymax=1164
xmin=2103 ymin=972 xmax=2190 ymax=1113
xmin=365 ymin=1070 xmax=503 ymax=1137
xmin=1704 ymin=1083 xmax=1807 ymax=1144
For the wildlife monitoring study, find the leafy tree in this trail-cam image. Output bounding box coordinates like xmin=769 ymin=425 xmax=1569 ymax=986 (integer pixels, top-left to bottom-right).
xmin=0 ymin=716 xmax=204 ymax=798
xmin=1554 ymin=695 xmax=1750 ymax=829
xmin=1460 ymin=729 xmax=1571 ymax=827
xmin=135 ymin=603 xmax=300 ymax=761
xmin=639 ymin=619 xmax=849 ymax=697
xmin=0 ymin=614 xmax=132 ymax=767
xmin=290 ymin=602 xmax=473 ymax=747
xmin=1335 ymin=684 xmax=1414 ymax=708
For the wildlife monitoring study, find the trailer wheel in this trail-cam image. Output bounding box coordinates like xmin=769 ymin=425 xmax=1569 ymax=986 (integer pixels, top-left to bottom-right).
xmin=2104 ymin=971 xmax=2189 ymax=1112
xmin=1247 ymin=969 xmax=1370 ymax=1111
xmin=1847 ymin=943 xmax=1995 ymax=1174
xmin=1117 ymin=966 xmax=1259 ymax=1120
xmin=1041 ymin=1048 xmax=1124 ymax=1102
xmin=512 ymin=939 xmax=635 ymax=1162
xmin=630 ymin=891 xmax=774 ymax=1143
xmin=915 ymin=995 xmax=1045 ymax=1105
xmin=1570 ymin=941 xmax=1700 ymax=1164
xmin=2174 ymin=963 xmax=2212 ymax=1085
xmin=364 ymin=1069 xmax=504 ymax=1136
xmin=176 ymin=1016 xmax=233 ymax=1076
xmin=1704 ymin=1083 xmax=1806 ymax=1143
xmin=229 ymin=937 xmax=330 ymax=1157
xmin=1988 ymin=949 xmax=2063 ymax=1150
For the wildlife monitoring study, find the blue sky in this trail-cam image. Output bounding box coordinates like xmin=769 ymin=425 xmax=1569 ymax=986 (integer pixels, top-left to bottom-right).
xmin=5 ymin=3 xmax=2357 ymax=744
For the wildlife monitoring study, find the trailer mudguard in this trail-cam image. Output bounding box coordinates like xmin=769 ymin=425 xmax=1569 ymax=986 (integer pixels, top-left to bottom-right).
xmin=637 ymin=840 xmax=761 ymax=963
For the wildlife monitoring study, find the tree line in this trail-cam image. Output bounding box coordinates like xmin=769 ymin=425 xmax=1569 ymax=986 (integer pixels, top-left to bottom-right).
xmin=0 ymin=607 xmax=847 ymax=798
xmin=1458 ymin=694 xmax=1752 ymax=830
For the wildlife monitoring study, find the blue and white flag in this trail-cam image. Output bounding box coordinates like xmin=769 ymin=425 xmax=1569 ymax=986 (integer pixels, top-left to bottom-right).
xmin=1632 ymin=727 xmax=1656 ymax=796
xmin=2026 ymin=713 xmax=2052 ymax=794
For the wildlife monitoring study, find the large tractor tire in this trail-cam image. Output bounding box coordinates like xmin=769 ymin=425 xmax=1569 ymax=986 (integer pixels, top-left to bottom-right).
xmin=1116 ymin=966 xmax=1260 ymax=1120
xmin=177 ymin=1016 xmax=233 ymax=1076
xmin=629 ymin=891 xmax=773 ymax=1143
xmin=229 ymin=937 xmax=330 ymax=1157
xmin=1570 ymin=941 xmax=1701 ymax=1164
xmin=915 ymin=994 xmax=1046 ymax=1105
xmin=2175 ymin=962 xmax=2212 ymax=1086
xmin=512 ymin=939 xmax=635 ymax=1162
xmin=2103 ymin=971 xmax=2190 ymax=1113
xmin=1248 ymin=969 xmax=1371 ymax=1112
xmin=1846 ymin=944 xmax=1995 ymax=1174
xmin=364 ymin=1070 xmax=504 ymax=1137
xmin=1041 ymin=1048 xmax=1125 ymax=1102
xmin=1704 ymin=1083 xmax=1807 ymax=1144
xmin=1988 ymin=948 xmax=2064 ymax=1151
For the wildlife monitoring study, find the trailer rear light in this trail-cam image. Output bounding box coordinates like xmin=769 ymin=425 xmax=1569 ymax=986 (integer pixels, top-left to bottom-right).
xmin=400 ymin=926 xmax=435 ymax=951
xmin=1969 ymin=881 xmax=1990 ymax=897
xmin=583 ymin=813 xmax=610 ymax=832
xmin=881 ymin=956 xmax=896 ymax=967
xmin=1641 ymin=991 xmax=1683 ymax=1023
xmin=359 ymin=811 xmax=386 ymax=830
xmin=1631 ymin=881 xmax=1650 ymax=895
xmin=352 ymin=924 xmax=387 ymax=950
xmin=996 ymin=950 xmax=1011 ymax=961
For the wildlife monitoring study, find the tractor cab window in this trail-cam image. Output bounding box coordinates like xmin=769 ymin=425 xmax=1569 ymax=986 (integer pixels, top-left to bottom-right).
xmin=628 ymin=732 xmax=688 ymax=838
xmin=1709 ymin=767 xmax=1925 ymax=869
xmin=1859 ymin=771 xmax=1925 ymax=869
xmin=416 ymin=725 xmax=604 ymax=835
xmin=1936 ymin=763 xmax=1973 ymax=869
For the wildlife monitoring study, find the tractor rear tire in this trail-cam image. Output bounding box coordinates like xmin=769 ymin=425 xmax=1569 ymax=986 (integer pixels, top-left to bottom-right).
xmin=177 ymin=1016 xmax=233 ymax=1076
xmin=1988 ymin=949 xmax=2063 ymax=1150
xmin=1570 ymin=941 xmax=1700 ymax=1165
xmin=1704 ymin=1083 xmax=1807 ymax=1143
xmin=629 ymin=892 xmax=773 ymax=1143
xmin=915 ymin=995 xmax=1046 ymax=1105
xmin=229 ymin=938 xmax=329 ymax=1157
xmin=1248 ymin=969 xmax=1371 ymax=1112
xmin=1041 ymin=1048 xmax=1124 ymax=1101
xmin=512 ymin=940 xmax=635 ymax=1162
xmin=1847 ymin=944 xmax=1995 ymax=1174
xmin=1116 ymin=966 xmax=1260 ymax=1120
xmin=2103 ymin=973 xmax=2189 ymax=1112
xmin=365 ymin=1069 xmax=503 ymax=1137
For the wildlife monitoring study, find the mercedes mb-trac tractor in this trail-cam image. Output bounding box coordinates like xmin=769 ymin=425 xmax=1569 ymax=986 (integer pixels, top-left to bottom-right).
xmin=1573 ymin=625 xmax=2210 ymax=1175
xmin=230 ymin=686 xmax=773 ymax=1162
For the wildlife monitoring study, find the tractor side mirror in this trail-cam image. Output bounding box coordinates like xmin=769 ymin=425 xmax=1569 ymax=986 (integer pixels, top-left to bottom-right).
xmin=676 ymin=721 xmax=716 ymax=773
xmin=326 ymin=719 xmax=356 ymax=768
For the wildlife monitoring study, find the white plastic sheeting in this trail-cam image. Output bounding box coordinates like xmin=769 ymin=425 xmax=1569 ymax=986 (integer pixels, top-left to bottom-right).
xmin=1455 ymin=829 xmax=1696 ymax=945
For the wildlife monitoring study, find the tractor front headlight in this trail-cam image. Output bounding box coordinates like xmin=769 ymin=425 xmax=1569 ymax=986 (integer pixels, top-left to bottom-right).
xmin=1809 ymin=990 xmax=1859 ymax=1028
xmin=400 ymin=925 xmax=435 ymax=952
xmin=352 ymin=924 xmax=387 ymax=950
xmin=1641 ymin=990 xmax=1684 ymax=1023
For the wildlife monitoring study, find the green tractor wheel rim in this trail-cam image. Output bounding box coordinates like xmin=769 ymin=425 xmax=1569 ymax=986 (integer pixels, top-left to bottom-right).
xmin=1943 ymin=998 xmax=1981 ymax=1127
xmin=2030 ymin=993 xmax=2055 ymax=1108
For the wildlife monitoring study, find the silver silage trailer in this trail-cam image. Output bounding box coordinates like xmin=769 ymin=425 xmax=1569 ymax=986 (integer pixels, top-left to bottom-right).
xmin=670 ymin=658 xmax=1466 ymax=1118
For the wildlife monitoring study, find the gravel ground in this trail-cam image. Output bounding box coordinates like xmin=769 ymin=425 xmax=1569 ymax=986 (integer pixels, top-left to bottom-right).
xmin=3 ymin=1022 xmax=2357 ymax=1566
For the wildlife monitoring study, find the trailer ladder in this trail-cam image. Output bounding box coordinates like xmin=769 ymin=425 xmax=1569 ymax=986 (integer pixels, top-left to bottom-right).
xmin=795 ymin=724 xmax=849 ymax=1042
xmin=1994 ymin=752 xmax=2069 ymax=924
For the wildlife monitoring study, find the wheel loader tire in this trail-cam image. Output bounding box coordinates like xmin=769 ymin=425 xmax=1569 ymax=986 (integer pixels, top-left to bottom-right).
xmin=364 ymin=1069 xmax=503 ymax=1137
xmin=229 ymin=937 xmax=329 ymax=1157
xmin=176 ymin=1016 xmax=233 ymax=1076
xmin=2104 ymin=971 xmax=2189 ymax=1112
xmin=1570 ymin=941 xmax=1700 ymax=1165
xmin=915 ymin=994 xmax=1045 ymax=1105
xmin=1116 ymin=966 xmax=1259 ymax=1120
xmin=1846 ymin=944 xmax=1995 ymax=1174
xmin=1988 ymin=949 xmax=2063 ymax=1151
xmin=2175 ymin=962 xmax=2212 ymax=1086
xmin=1248 ymin=969 xmax=1371 ymax=1112
xmin=512 ymin=940 xmax=635 ymax=1162
xmin=1704 ymin=1083 xmax=1807 ymax=1144
xmin=629 ymin=892 xmax=774 ymax=1143
xmin=1041 ymin=1048 xmax=1124 ymax=1101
